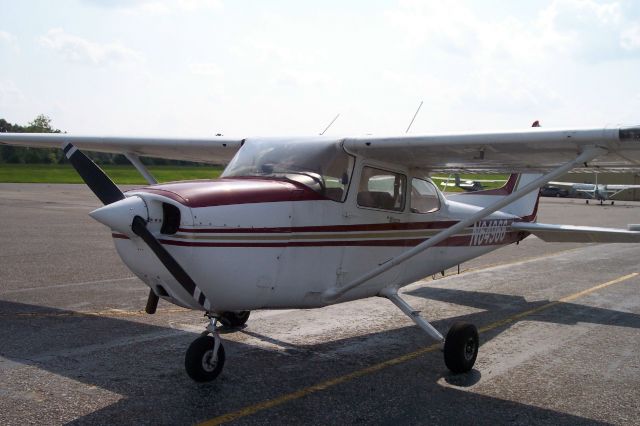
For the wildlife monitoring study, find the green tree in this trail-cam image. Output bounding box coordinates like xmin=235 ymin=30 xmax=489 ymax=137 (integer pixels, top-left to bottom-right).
xmin=1 ymin=115 xmax=210 ymax=166
xmin=0 ymin=115 xmax=62 ymax=163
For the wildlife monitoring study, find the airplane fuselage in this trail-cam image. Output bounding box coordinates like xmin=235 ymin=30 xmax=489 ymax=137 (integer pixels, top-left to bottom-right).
xmin=111 ymin=175 xmax=527 ymax=313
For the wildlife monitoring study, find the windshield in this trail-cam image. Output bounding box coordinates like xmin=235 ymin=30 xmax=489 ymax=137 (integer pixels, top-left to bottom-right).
xmin=222 ymin=138 xmax=355 ymax=202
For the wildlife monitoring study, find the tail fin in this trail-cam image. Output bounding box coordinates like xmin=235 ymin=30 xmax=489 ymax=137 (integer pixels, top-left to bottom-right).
xmin=447 ymin=173 xmax=542 ymax=221
xmin=501 ymin=173 xmax=541 ymax=220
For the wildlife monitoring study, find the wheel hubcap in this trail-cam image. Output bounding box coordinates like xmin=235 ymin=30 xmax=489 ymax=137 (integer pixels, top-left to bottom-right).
xmin=463 ymin=337 xmax=476 ymax=361
xmin=201 ymin=349 xmax=218 ymax=372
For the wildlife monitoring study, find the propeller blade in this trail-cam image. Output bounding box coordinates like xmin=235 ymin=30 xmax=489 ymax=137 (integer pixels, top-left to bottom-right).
xmin=145 ymin=289 xmax=159 ymax=314
xmin=62 ymin=142 xmax=124 ymax=205
xmin=131 ymin=216 xmax=212 ymax=311
xmin=61 ymin=143 xmax=182 ymax=313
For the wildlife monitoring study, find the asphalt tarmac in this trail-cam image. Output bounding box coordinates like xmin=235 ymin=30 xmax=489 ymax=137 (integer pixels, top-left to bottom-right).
xmin=1 ymin=184 xmax=640 ymax=425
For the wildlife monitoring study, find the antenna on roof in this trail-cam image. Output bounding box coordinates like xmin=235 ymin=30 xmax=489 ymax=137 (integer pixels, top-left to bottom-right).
xmin=405 ymin=100 xmax=424 ymax=134
xmin=320 ymin=113 xmax=340 ymax=135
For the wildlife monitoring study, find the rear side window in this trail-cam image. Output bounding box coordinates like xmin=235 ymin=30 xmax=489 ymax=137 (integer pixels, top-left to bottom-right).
xmin=411 ymin=178 xmax=440 ymax=213
xmin=357 ymin=166 xmax=406 ymax=211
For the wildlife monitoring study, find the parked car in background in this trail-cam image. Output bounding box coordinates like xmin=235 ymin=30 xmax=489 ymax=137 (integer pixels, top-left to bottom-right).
xmin=540 ymin=185 xmax=570 ymax=197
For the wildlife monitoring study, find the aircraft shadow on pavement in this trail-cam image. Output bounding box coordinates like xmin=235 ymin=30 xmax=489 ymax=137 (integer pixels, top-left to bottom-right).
xmin=405 ymin=286 xmax=640 ymax=331
xmin=0 ymin=298 xmax=626 ymax=425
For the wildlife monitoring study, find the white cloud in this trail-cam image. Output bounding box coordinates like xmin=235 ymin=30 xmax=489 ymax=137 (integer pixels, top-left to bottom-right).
xmin=621 ymin=24 xmax=640 ymax=50
xmin=539 ymin=0 xmax=640 ymax=58
xmin=189 ymin=63 xmax=224 ymax=78
xmin=0 ymin=30 xmax=19 ymax=52
xmin=0 ymin=30 xmax=16 ymax=44
xmin=39 ymin=28 xmax=143 ymax=66
xmin=0 ymin=80 xmax=25 ymax=108
xmin=85 ymin=0 xmax=223 ymax=15
xmin=387 ymin=0 xmax=640 ymax=64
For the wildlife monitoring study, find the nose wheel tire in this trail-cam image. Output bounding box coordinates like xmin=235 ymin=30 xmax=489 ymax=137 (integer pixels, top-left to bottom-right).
xmin=185 ymin=335 xmax=225 ymax=382
xmin=444 ymin=322 xmax=479 ymax=374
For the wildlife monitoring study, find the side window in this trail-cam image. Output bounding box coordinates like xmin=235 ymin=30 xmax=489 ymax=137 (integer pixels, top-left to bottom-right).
xmin=357 ymin=166 xmax=406 ymax=211
xmin=411 ymin=178 xmax=441 ymax=213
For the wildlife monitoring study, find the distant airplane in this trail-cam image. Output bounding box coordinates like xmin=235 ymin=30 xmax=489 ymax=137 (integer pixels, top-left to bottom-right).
xmin=432 ymin=176 xmax=508 ymax=192
xmin=432 ymin=120 xmax=542 ymax=193
xmin=532 ymin=120 xmax=640 ymax=205
xmin=547 ymin=176 xmax=640 ymax=205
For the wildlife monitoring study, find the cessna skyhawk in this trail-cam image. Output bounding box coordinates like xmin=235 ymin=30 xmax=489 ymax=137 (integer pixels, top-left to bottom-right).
xmin=2 ymin=125 xmax=640 ymax=382
xmin=548 ymin=174 xmax=640 ymax=205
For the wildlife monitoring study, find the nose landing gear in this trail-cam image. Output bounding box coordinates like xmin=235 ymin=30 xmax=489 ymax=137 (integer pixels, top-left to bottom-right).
xmin=185 ymin=316 xmax=226 ymax=382
xmin=184 ymin=311 xmax=252 ymax=382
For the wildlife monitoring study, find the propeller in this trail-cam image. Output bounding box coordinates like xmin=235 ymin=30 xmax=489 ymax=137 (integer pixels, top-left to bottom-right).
xmin=62 ymin=142 xmax=210 ymax=314
xmin=62 ymin=142 xmax=124 ymax=205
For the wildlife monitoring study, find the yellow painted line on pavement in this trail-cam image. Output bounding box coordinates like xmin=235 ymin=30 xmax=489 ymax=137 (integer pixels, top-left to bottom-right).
xmin=200 ymin=272 xmax=638 ymax=426
xmin=478 ymin=272 xmax=638 ymax=332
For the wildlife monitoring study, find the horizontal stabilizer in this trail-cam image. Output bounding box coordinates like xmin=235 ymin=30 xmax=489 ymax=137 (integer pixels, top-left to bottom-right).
xmin=511 ymin=222 xmax=640 ymax=243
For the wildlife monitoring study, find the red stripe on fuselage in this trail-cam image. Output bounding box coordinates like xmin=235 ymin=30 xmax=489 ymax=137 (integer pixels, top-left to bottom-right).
xmin=112 ymin=231 xmax=524 ymax=248
xmin=177 ymin=220 xmax=460 ymax=234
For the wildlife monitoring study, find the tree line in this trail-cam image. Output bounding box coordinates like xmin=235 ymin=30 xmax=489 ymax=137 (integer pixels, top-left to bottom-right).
xmin=0 ymin=115 xmax=206 ymax=166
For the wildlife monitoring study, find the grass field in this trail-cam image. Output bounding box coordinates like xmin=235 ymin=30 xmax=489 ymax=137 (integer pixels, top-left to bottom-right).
xmin=0 ymin=164 xmax=510 ymax=192
xmin=0 ymin=164 xmax=223 ymax=184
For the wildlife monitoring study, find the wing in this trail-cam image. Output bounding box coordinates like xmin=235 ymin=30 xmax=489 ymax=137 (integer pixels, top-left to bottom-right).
xmin=344 ymin=126 xmax=640 ymax=173
xmin=606 ymin=184 xmax=640 ymax=190
xmin=0 ymin=133 xmax=243 ymax=164
xmin=547 ymin=181 xmax=581 ymax=187
xmin=431 ymin=177 xmax=508 ymax=183
xmin=512 ymin=222 xmax=640 ymax=243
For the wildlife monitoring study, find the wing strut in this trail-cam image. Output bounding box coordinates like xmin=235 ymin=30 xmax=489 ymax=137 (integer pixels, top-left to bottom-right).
xmin=323 ymin=146 xmax=607 ymax=303
xmin=124 ymin=153 xmax=158 ymax=185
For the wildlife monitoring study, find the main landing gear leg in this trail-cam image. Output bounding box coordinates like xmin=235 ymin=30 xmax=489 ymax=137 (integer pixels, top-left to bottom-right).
xmin=185 ymin=315 xmax=226 ymax=382
xmin=380 ymin=288 xmax=479 ymax=374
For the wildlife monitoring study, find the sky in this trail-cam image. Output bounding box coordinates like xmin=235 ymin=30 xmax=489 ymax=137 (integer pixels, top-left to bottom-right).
xmin=1 ymin=0 xmax=640 ymax=137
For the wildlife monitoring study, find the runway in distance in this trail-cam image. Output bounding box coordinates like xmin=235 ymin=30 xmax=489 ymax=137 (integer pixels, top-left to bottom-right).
xmin=2 ymin=123 xmax=640 ymax=381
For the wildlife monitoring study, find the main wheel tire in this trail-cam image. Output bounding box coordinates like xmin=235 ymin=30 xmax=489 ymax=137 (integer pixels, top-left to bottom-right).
xmin=219 ymin=311 xmax=251 ymax=327
xmin=444 ymin=322 xmax=479 ymax=374
xmin=185 ymin=336 xmax=225 ymax=382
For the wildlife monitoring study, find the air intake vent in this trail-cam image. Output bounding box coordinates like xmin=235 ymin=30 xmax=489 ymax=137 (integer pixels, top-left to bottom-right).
xmin=161 ymin=203 xmax=181 ymax=235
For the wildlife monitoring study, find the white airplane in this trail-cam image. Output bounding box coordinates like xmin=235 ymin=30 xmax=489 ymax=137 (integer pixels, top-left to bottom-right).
xmin=548 ymin=174 xmax=640 ymax=205
xmin=2 ymin=125 xmax=640 ymax=382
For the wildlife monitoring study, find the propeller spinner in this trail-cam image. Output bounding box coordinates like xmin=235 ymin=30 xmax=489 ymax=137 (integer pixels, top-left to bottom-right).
xmin=62 ymin=142 xmax=210 ymax=314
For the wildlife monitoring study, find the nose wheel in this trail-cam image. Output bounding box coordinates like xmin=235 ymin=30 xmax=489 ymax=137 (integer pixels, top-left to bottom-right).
xmin=185 ymin=335 xmax=225 ymax=382
xmin=185 ymin=316 xmax=226 ymax=382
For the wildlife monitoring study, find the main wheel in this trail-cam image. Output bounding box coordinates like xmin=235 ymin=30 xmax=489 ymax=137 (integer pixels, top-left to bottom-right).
xmin=444 ymin=322 xmax=479 ymax=374
xmin=219 ymin=311 xmax=251 ymax=328
xmin=185 ymin=335 xmax=225 ymax=382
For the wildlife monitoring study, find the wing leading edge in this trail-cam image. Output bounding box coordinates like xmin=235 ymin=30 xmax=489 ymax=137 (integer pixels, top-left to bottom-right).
xmin=344 ymin=126 xmax=640 ymax=173
xmin=512 ymin=222 xmax=640 ymax=243
xmin=2 ymin=125 xmax=640 ymax=171
xmin=0 ymin=133 xmax=243 ymax=164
